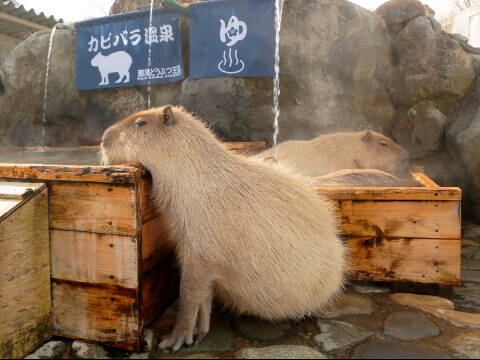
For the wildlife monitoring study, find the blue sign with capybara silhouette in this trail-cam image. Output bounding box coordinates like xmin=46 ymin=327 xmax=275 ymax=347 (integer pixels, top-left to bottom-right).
xmin=189 ymin=0 xmax=276 ymax=79
xmin=76 ymin=8 xmax=184 ymax=90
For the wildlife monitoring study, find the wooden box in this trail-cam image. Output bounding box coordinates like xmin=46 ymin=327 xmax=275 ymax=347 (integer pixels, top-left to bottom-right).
xmin=315 ymin=172 xmax=462 ymax=286
xmin=0 ymin=182 xmax=51 ymax=358
xmin=0 ymin=143 xmax=265 ymax=351
xmin=0 ymin=143 xmax=462 ymax=350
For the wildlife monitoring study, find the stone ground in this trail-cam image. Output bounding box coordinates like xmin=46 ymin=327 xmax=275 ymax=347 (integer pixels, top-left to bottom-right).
xmin=26 ymin=224 xmax=480 ymax=359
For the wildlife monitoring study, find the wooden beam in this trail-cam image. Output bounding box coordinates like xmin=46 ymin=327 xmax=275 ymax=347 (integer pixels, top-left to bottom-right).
xmin=0 ymin=11 xmax=51 ymax=32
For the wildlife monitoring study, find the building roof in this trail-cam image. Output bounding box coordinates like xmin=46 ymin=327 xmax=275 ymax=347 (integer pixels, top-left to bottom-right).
xmin=0 ymin=0 xmax=62 ymax=40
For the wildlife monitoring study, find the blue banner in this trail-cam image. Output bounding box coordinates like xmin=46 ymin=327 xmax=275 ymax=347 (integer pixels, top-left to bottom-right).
xmin=76 ymin=8 xmax=184 ymax=90
xmin=189 ymin=0 xmax=275 ymax=79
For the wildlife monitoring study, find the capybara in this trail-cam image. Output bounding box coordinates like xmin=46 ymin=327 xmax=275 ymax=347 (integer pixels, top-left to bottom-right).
xmin=101 ymin=106 xmax=346 ymax=352
xmin=256 ymin=130 xmax=410 ymax=177
xmin=305 ymin=169 xmax=420 ymax=187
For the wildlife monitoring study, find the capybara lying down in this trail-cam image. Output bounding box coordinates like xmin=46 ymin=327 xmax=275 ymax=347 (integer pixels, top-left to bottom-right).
xmin=256 ymin=130 xmax=410 ymax=177
xmin=305 ymin=169 xmax=420 ymax=187
xmin=101 ymin=106 xmax=347 ymax=352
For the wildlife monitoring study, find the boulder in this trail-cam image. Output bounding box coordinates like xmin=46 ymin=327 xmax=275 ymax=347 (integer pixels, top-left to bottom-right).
xmin=0 ymin=28 xmax=146 ymax=147
xmin=392 ymin=101 xmax=447 ymax=159
xmin=376 ymin=0 xmax=426 ymax=33
xmin=393 ymin=16 xmax=475 ymax=105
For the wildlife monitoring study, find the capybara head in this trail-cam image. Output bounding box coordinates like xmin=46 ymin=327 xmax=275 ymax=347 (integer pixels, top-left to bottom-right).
xmin=101 ymin=105 xmax=213 ymax=168
xmin=91 ymin=52 xmax=103 ymax=66
xmin=356 ymin=130 xmax=409 ymax=176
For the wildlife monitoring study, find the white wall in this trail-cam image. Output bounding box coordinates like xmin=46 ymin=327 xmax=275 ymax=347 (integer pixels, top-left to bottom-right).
xmin=441 ymin=4 xmax=480 ymax=48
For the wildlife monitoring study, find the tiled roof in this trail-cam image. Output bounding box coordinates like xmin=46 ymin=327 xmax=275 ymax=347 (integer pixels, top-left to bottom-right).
xmin=0 ymin=1 xmax=62 ymax=40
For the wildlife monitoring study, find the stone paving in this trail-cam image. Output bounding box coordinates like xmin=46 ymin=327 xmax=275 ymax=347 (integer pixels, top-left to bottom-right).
xmin=25 ymin=224 xmax=480 ymax=359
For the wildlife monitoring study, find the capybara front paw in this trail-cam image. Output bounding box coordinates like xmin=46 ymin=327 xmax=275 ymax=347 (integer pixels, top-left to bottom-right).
xmin=159 ymin=330 xmax=194 ymax=353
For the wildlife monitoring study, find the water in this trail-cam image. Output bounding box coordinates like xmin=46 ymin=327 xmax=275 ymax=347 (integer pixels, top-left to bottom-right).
xmin=146 ymin=0 xmax=154 ymax=109
xmin=272 ymin=0 xmax=284 ymax=161
xmin=42 ymin=24 xmax=58 ymax=149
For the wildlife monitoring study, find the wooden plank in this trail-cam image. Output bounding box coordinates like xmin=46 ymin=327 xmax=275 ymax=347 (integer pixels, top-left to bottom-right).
xmin=142 ymin=216 xmax=174 ymax=273
xmin=140 ymin=175 xmax=158 ymax=222
xmin=339 ymin=200 xmax=461 ymax=239
xmin=0 ymin=182 xmax=45 ymax=199
xmin=412 ymin=172 xmax=439 ymax=188
xmin=0 ymin=188 xmax=51 ymax=358
xmin=52 ymin=281 xmax=140 ymax=351
xmin=142 ymin=254 xmax=179 ymax=326
xmin=0 ymin=12 xmax=51 ymax=31
xmin=347 ymin=237 xmax=461 ymax=285
xmin=50 ymin=230 xmax=138 ymax=288
xmin=49 ymin=182 xmax=138 ymax=236
xmin=316 ymin=186 xmax=461 ymax=201
xmin=0 ymin=199 xmax=22 ymax=220
xmin=0 ymin=164 xmax=141 ymax=184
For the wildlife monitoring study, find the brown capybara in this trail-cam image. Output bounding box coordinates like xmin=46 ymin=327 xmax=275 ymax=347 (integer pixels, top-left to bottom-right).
xmin=305 ymin=169 xmax=420 ymax=187
xmin=256 ymin=130 xmax=410 ymax=177
xmin=101 ymin=106 xmax=347 ymax=353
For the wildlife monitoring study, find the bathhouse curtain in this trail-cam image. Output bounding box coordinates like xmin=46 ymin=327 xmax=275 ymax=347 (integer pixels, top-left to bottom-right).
xmin=189 ymin=0 xmax=276 ymax=79
xmin=76 ymin=8 xmax=184 ymax=90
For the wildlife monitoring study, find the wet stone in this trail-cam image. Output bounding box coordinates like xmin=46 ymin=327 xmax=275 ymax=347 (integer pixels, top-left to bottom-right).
xmin=183 ymin=354 xmax=220 ymax=359
xmin=432 ymin=308 xmax=480 ymax=330
xmin=164 ymin=327 xmax=236 ymax=355
xmin=314 ymin=320 xmax=373 ymax=353
xmin=463 ymin=226 xmax=480 ymax=241
xmin=462 ymin=246 xmax=480 ymax=260
xmin=24 ymin=341 xmax=66 ymax=359
xmin=235 ymin=345 xmax=326 ymax=359
xmin=383 ymin=311 xmax=440 ymax=340
xmin=143 ymin=328 xmax=157 ymax=352
xmin=230 ymin=316 xmax=294 ymax=342
xmin=455 ymin=283 xmax=480 ymax=304
xmin=71 ymin=340 xmax=108 ymax=359
xmin=448 ymin=332 xmax=480 ymax=359
xmin=389 ymin=293 xmax=454 ymax=311
xmin=353 ymin=284 xmax=390 ymax=294
xmin=353 ymin=341 xmax=450 ymax=359
xmin=316 ymin=293 xmax=376 ymax=318
xmin=463 ymin=259 xmax=480 ymax=271
xmin=462 ymin=270 xmax=480 ymax=284
xmin=129 ymin=352 xmax=150 ymax=359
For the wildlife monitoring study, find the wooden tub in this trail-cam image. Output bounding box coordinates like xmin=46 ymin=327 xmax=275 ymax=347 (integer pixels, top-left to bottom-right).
xmin=0 ymin=144 xmax=461 ymax=350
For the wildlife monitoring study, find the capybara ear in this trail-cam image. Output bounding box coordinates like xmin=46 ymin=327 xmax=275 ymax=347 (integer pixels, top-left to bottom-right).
xmin=361 ymin=130 xmax=372 ymax=143
xmin=163 ymin=106 xmax=175 ymax=127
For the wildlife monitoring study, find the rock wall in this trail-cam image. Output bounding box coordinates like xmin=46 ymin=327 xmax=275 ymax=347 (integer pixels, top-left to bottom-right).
xmin=0 ymin=0 xmax=479 ymax=220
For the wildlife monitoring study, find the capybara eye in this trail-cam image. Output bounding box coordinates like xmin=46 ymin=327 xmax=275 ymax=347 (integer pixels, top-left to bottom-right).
xmin=380 ymin=141 xmax=389 ymax=148
xmin=134 ymin=118 xmax=147 ymax=128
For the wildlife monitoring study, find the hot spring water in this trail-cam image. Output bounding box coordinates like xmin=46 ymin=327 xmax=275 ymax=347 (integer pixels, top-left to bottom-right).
xmin=272 ymin=0 xmax=284 ymax=161
xmin=41 ymin=24 xmax=58 ymax=150
xmin=147 ymin=0 xmax=155 ymax=109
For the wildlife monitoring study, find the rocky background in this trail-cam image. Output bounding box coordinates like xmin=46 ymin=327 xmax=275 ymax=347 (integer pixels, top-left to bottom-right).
xmin=0 ymin=0 xmax=479 ymax=220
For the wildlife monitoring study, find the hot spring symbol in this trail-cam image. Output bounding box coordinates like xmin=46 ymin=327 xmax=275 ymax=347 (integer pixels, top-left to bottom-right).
xmin=218 ymin=15 xmax=247 ymax=74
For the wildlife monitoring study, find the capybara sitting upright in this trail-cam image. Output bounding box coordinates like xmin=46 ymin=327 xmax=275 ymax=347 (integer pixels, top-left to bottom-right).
xmin=257 ymin=130 xmax=410 ymax=177
xmin=101 ymin=106 xmax=346 ymax=352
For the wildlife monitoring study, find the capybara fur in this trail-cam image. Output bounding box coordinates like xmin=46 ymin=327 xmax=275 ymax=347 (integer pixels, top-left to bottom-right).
xmin=101 ymin=106 xmax=347 ymax=352
xmin=305 ymin=169 xmax=421 ymax=187
xmin=256 ymin=131 xmax=410 ymax=177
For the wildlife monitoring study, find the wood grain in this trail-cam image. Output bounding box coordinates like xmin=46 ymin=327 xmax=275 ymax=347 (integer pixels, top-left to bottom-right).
xmin=52 ymin=281 xmax=140 ymax=351
xmin=338 ymin=200 xmax=461 ymax=239
xmin=49 ymin=181 xmax=138 ymax=236
xmin=0 ymin=164 xmax=142 ymax=184
xmin=50 ymin=230 xmax=138 ymax=288
xmin=142 ymin=216 xmax=174 ymax=273
xmin=0 ymin=188 xmax=51 ymax=358
xmin=316 ymin=186 xmax=461 ymax=201
xmin=347 ymin=237 xmax=461 ymax=285
xmin=142 ymin=254 xmax=179 ymax=326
